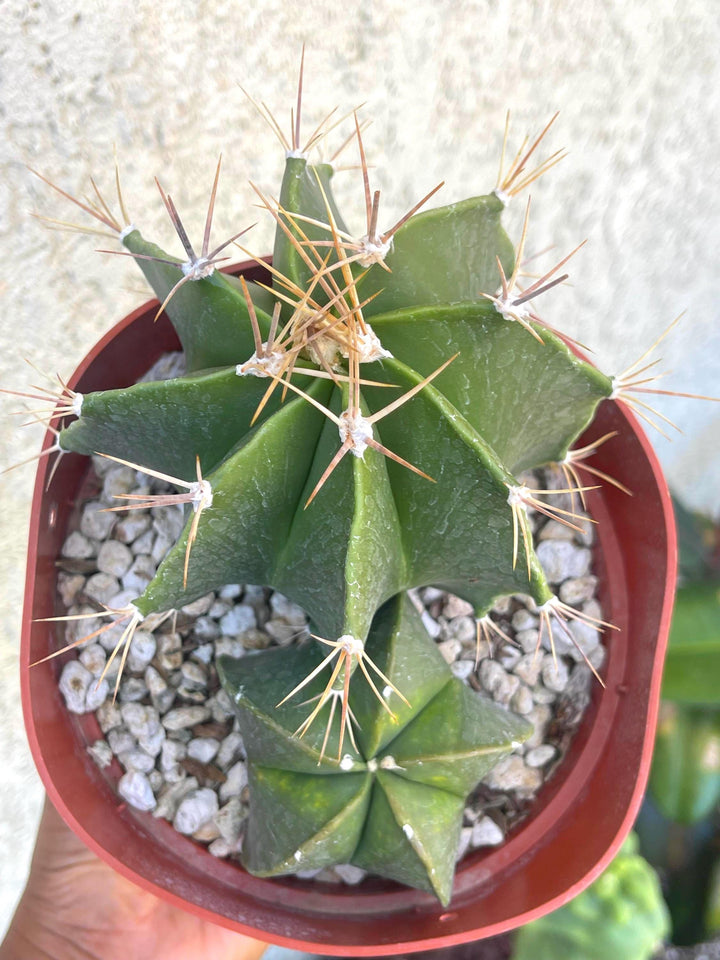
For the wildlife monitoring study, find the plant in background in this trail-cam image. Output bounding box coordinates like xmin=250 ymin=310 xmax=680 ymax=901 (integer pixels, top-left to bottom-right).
xmin=635 ymin=496 xmax=720 ymax=945
xmin=511 ymin=833 xmax=670 ymax=960
xmin=12 ymin=56 xmax=714 ymax=904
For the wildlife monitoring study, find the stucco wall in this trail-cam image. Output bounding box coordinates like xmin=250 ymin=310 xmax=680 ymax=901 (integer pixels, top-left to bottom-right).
xmin=1 ymin=0 xmax=718 ymax=939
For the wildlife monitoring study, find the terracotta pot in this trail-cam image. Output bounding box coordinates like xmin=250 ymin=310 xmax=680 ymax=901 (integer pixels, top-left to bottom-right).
xmin=20 ymin=261 xmax=677 ymax=956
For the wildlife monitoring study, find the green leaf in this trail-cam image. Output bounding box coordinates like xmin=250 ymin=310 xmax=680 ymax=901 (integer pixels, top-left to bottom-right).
xmin=351 ymin=771 xmax=463 ymax=905
xmin=134 ymin=379 xmax=331 ymax=613
xmin=386 ymin=678 xmax=531 ymax=797
xmin=59 ymin=366 xmax=297 ymax=481
xmin=370 ymin=302 xmax=612 ymax=472
xmin=122 ymin=230 xmax=271 ymax=372
xmin=662 ymin=582 xmax=720 ymax=705
xmin=360 ymin=194 xmax=514 ymax=316
xmin=649 ymin=703 xmax=720 ymax=824
xmin=243 ymin=765 xmax=371 ymax=876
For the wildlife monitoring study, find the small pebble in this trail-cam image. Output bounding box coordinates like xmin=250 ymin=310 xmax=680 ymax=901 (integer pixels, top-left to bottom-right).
xmin=57 ymin=572 xmax=86 ymax=606
xmin=181 ymin=594 xmax=215 ymax=617
xmin=127 ymin=631 xmax=157 ymax=672
xmin=88 ymin=740 xmax=113 ymax=769
xmin=515 ymin=628 xmax=540 ymax=654
xmin=220 ymin=761 xmax=248 ymax=802
xmin=443 ymin=596 xmax=474 ymax=619
xmin=471 ymin=817 xmax=505 ymax=848
xmin=269 ymin=592 xmax=308 ymax=626
xmin=102 ymin=466 xmax=138 ymax=502
xmin=535 ymin=541 xmax=591 ymax=584
xmin=193 ymin=617 xmax=220 ymax=642
xmin=214 ymin=798 xmax=244 ymax=844
xmin=484 ymin=756 xmax=542 ymax=796
xmin=216 ymin=732 xmax=245 ymax=770
xmin=512 ymin=609 xmax=538 ymax=632
xmin=526 ymin=745 xmax=557 ymax=768
xmin=79 ymin=643 xmax=106 ymax=678
xmin=193 ymin=820 xmax=222 ymax=842
xmin=118 ymin=748 xmax=156 ymax=774
xmin=174 ymin=788 xmax=219 ymax=835
xmin=61 ymin=531 xmax=96 ymax=559
xmin=85 ymin=677 xmax=109 ymax=711
xmin=152 ymin=502 xmax=185 ymax=541
xmin=524 ymin=704 xmax=552 ymax=749
xmin=157 ymin=633 xmax=183 ymax=671
xmin=118 ymin=771 xmax=156 ymax=812
xmin=188 ymin=738 xmax=220 ymax=764
xmin=450 ymin=660 xmax=474 ymax=681
xmin=96 ymin=540 xmax=133 ymax=578
xmin=115 ymin=512 xmax=152 ymax=545
xmin=445 ymin=616 xmax=476 ymax=644
xmin=333 ymin=864 xmax=367 ymax=885
xmin=119 ymin=677 xmax=149 ymax=702
xmin=511 ymin=684 xmax=534 ymax=715
xmin=131 ymin=529 xmax=155 ymax=555
xmin=559 ymin=576 xmax=598 ymax=606
xmin=153 ymin=778 xmax=200 ymax=821
xmin=80 ymin=502 xmax=116 ymax=540
xmin=210 ymin=689 xmax=235 ymax=723
xmin=144 ymin=665 xmax=168 ymax=697
xmin=538 ymin=519 xmax=577 ymax=541
xmin=122 ymin=555 xmax=157 ymax=595
xmin=59 ymin=661 xmax=92 ymax=714
xmin=107 ymin=727 xmax=136 ymax=756
xmin=261 ymin=622 xmax=295 ymax=645
xmin=192 ymin=643 xmax=215 ymax=664
xmin=541 ymin=655 xmax=569 ymax=693
xmin=163 ymin=705 xmax=211 ymax=731
xmin=96 ymin=700 xmax=122 ymax=733
xmin=437 ymin=638 xmax=461 ymax=664
xmin=84 ymin=572 xmax=120 ymax=606
xmin=181 ymin=661 xmax=208 ymax=689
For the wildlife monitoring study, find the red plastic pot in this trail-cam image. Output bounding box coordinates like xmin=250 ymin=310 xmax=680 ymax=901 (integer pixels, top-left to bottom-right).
xmin=20 ymin=261 xmax=677 ymax=956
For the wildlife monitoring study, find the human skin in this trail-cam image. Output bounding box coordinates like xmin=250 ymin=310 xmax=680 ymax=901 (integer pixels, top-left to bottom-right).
xmin=0 ymin=798 xmax=268 ymax=960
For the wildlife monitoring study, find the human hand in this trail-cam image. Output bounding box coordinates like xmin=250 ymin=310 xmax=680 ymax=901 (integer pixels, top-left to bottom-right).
xmin=0 ymin=797 xmax=268 ymax=960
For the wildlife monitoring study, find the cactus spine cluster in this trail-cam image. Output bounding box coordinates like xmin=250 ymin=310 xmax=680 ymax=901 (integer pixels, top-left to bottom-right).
xmin=29 ymin=69 xmax=649 ymax=904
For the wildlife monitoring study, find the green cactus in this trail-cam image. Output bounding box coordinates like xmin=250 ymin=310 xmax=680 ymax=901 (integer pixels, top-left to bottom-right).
xmin=217 ymin=594 xmax=531 ymax=904
xmin=27 ymin=71 xmax=674 ymax=901
xmin=512 ymin=833 xmax=670 ymax=960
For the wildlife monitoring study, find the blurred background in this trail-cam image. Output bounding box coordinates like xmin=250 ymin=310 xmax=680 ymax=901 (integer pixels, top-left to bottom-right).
xmin=1 ymin=0 xmax=718 ymax=948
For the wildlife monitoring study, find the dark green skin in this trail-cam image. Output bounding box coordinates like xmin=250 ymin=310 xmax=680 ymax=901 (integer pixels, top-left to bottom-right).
xmin=57 ymin=156 xmax=613 ymax=898
xmin=218 ymin=594 xmax=532 ymax=905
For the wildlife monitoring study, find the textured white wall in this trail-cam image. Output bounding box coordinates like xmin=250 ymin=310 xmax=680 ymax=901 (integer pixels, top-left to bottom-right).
xmin=1 ymin=0 xmax=718 ymax=939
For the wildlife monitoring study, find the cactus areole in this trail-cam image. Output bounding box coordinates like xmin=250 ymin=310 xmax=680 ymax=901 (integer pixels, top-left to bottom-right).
xmin=20 ymin=120 xmax=676 ymax=952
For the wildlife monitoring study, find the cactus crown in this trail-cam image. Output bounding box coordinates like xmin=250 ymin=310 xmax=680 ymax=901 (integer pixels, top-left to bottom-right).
xmin=20 ymin=57 xmax=701 ymax=904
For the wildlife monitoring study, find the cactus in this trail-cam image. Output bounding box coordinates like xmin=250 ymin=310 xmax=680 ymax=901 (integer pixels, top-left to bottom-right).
xmin=20 ymin=60 xmax=705 ymax=903
xmin=511 ymin=833 xmax=670 ymax=960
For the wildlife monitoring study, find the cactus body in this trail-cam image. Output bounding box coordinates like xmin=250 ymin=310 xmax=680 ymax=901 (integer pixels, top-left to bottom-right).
xmin=54 ymin=146 xmax=614 ymax=899
xmin=218 ymin=594 xmax=531 ymax=904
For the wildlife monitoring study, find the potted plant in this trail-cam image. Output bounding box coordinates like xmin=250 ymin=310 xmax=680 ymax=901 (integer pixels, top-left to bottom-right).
xmin=16 ymin=61 xmax=679 ymax=955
